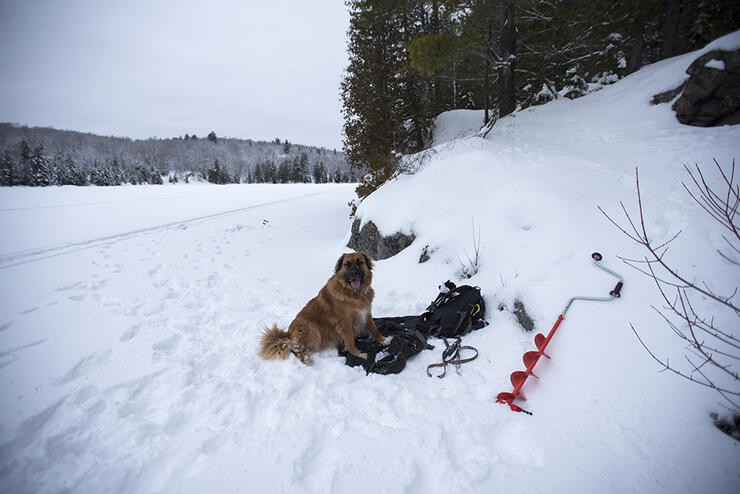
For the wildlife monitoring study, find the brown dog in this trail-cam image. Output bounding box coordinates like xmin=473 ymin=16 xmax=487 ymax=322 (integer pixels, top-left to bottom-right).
xmin=258 ymin=252 xmax=391 ymax=365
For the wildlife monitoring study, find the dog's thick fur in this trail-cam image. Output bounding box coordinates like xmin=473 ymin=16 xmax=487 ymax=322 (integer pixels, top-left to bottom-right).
xmin=258 ymin=253 xmax=391 ymax=365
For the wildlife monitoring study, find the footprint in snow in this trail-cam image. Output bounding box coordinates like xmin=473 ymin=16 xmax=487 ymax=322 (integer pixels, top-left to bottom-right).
xmin=54 ymin=281 xmax=87 ymax=292
xmin=152 ymin=334 xmax=181 ymax=355
xmin=119 ymin=323 xmax=142 ymax=342
xmin=55 ymin=348 xmax=113 ymax=386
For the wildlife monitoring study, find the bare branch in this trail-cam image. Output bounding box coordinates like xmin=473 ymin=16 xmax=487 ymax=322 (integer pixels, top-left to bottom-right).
xmin=603 ymin=161 xmax=740 ymax=413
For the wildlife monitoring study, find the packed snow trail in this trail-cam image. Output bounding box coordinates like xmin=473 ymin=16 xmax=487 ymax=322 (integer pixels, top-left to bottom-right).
xmin=0 ymin=187 xmax=338 ymax=269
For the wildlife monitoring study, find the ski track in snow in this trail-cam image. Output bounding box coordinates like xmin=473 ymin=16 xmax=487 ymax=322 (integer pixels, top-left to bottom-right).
xmin=0 ymin=188 xmax=334 ymax=269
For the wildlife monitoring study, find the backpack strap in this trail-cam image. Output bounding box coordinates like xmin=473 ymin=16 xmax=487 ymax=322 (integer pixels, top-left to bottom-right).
xmin=426 ymin=337 xmax=479 ymax=378
xmin=424 ymin=280 xmax=458 ymax=314
xmin=365 ymin=352 xmax=406 ymax=375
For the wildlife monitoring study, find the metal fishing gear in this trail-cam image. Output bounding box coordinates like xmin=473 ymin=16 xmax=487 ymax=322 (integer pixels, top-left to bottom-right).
xmin=496 ymin=252 xmax=624 ymax=414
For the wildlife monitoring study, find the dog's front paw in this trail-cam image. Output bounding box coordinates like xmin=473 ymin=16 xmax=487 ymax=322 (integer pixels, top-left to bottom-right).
xmin=358 ymin=352 xmax=368 ymax=360
xmin=382 ymin=336 xmax=394 ymax=346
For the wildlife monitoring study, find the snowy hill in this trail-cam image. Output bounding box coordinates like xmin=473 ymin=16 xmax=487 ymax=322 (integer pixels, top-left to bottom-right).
xmin=1 ymin=33 xmax=739 ymax=494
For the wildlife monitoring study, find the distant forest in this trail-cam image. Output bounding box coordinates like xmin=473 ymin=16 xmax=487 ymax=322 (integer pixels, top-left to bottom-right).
xmin=0 ymin=123 xmax=355 ymax=186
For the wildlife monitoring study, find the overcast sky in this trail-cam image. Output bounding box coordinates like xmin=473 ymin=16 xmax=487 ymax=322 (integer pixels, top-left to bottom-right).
xmin=0 ymin=0 xmax=350 ymax=150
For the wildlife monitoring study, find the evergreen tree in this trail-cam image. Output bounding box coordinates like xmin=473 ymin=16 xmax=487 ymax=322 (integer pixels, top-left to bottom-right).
xmin=299 ymin=152 xmax=309 ymax=182
xmin=90 ymin=161 xmax=119 ymax=186
xmin=254 ymin=163 xmax=264 ymax=183
xmin=208 ymin=131 xmax=218 ymax=144
xmin=65 ymin=154 xmax=87 ymax=185
xmin=499 ymin=0 xmax=516 ymax=117
xmin=312 ymin=162 xmax=328 ymax=184
xmin=207 ymin=159 xmax=230 ymax=184
xmin=278 ymin=160 xmax=291 ymax=183
xmin=18 ymin=139 xmax=31 ymax=185
xmin=342 ymin=0 xmax=407 ymax=198
xmin=1 ymin=150 xmax=16 ymax=186
xmin=30 ymin=144 xmax=54 ymax=186
xmin=264 ymin=161 xmax=277 ymax=183
xmin=283 ymin=140 xmax=291 ymax=154
xmin=149 ymin=168 xmax=164 ymax=184
xmin=129 ymin=164 xmax=145 ymax=185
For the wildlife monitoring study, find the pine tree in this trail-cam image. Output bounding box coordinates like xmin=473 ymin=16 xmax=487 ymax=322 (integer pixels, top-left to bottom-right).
xmin=208 ymin=131 xmax=218 ymax=144
xmin=207 ymin=159 xmax=230 ymax=184
xmin=1 ymin=150 xmax=16 ymax=186
xmin=29 ymin=144 xmax=54 ymax=186
xmin=312 ymin=162 xmax=328 ymax=184
xmin=260 ymin=161 xmax=277 ymax=184
xmin=342 ymin=0 xmax=407 ymax=198
xmin=278 ymin=160 xmax=291 ymax=183
xmin=254 ymin=163 xmax=264 ymax=183
xmin=299 ymin=152 xmax=309 ymax=182
xmin=18 ymin=140 xmax=31 ymax=185
xmin=149 ymin=168 xmax=163 ymax=184
xmin=90 ymin=161 xmax=115 ymax=186
xmin=499 ymin=0 xmax=516 ymax=117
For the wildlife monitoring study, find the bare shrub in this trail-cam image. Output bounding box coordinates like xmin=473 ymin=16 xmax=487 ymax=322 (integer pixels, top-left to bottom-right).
xmin=457 ymin=222 xmax=483 ymax=279
xmin=600 ymin=160 xmax=739 ymax=414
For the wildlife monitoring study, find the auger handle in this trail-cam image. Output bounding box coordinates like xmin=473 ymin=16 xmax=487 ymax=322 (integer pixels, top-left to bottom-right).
xmin=611 ymin=281 xmax=623 ymax=298
xmin=561 ymin=253 xmax=625 ymax=315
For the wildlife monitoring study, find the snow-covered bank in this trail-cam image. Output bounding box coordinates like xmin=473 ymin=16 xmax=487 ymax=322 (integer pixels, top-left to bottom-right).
xmin=351 ymin=30 xmax=740 ymax=493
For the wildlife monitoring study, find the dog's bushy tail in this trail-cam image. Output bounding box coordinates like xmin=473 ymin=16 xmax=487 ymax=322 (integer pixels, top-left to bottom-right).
xmin=258 ymin=324 xmax=292 ymax=360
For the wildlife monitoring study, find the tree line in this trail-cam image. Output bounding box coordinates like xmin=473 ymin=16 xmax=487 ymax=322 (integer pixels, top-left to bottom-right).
xmin=0 ymin=124 xmax=354 ymax=186
xmin=342 ymin=0 xmax=739 ymax=198
xmin=207 ymin=155 xmax=355 ymax=185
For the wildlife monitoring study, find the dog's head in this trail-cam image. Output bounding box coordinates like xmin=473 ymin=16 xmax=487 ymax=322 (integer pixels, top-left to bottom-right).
xmin=334 ymin=252 xmax=373 ymax=291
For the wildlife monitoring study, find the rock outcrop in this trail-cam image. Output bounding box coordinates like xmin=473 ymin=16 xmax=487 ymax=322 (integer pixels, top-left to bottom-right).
xmin=671 ymin=49 xmax=740 ymax=127
xmin=347 ymin=219 xmax=415 ymax=260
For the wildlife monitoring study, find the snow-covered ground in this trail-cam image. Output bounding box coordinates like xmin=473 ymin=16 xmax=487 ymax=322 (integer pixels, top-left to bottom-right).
xmin=2 ymin=33 xmax=740 ymax=494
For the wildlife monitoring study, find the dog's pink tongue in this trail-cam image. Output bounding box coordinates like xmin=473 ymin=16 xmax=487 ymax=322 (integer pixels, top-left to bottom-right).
xmin=351 ymin=280 xmax=361 ymax=289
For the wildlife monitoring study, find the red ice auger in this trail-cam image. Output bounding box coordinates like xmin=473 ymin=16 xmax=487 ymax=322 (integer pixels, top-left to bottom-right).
xmin=496 ymin=252 xmax=624 ymax=414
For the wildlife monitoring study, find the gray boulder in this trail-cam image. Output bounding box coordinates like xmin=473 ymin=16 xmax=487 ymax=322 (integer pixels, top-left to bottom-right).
xmin=347 ymin=218 xmax=415 ymax=260
xmin=671 ymin=49 xmax=740 ymax=127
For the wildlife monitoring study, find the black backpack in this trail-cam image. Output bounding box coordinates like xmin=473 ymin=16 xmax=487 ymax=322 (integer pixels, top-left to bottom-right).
xmin=338 ymin=316 xmax=433 ymax=375
xmin=418 ymin=281 xmax=488 ymax=338
xmin=338 ymin=281 xmax=487 ymax=375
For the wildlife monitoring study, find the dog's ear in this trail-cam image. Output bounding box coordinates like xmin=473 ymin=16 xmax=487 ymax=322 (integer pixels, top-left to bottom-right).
xmin=334 ymin=254 xmax=345 ymax=273
xmin=362 ymin=253 xmax=374 ymax=271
